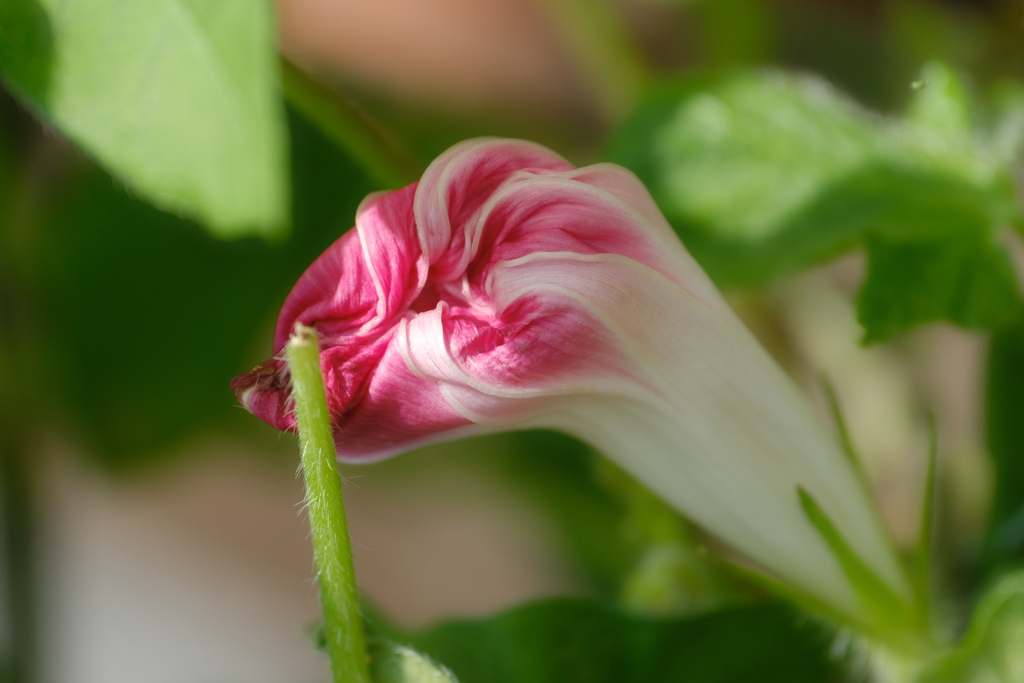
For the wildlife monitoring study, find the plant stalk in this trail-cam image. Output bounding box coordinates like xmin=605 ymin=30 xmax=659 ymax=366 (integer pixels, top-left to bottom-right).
xmin=280 ymin=58 xmax=423 ymax=189
xmin=285 ymin=323 xmax=371 ymax=683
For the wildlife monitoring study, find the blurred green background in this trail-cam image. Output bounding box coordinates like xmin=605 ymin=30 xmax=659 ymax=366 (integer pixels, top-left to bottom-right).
xmin=1 ymin=0 xmax=1023 ymax=681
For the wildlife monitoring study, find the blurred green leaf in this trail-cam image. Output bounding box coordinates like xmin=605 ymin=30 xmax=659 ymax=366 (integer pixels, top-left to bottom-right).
xmin=32 ymin=109 xmax=372 ymax=468
xmin=631 ymin=71 xmax=883 ymax=248
xmin=984 ymin=316 xmax=1024 ymax=567
xmin=595 ymin=458 xmax=732 ymax=616
xmin=906 ymin=62 xmax=974 ymax=137
xmin=0 ymin=0 xmax=52 ymax=98
xmin=620 ymin=543 xmax=725 ymax=617
xmin=499 ymin=433 xmax=737 ymax=612
xmin=499 ymin=431 xmax=638 ymax=593
xmin=372 ymin=598 xmax=843 ymax=683
xmin=988 ymin=80 xmax=1024 ymax=171
xmin=609 ymin=67 xmax=1019 ymax=341
xmin=0 ymin=0 xmax=288 ymax=238
xmin=859 ymin=232 xmax=1018 ymax=343
xmin=917 ymin=570 xmax=1024 ymax=683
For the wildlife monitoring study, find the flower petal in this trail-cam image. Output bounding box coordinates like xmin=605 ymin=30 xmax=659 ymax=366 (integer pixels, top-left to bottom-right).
xmin=413 ymin=138 xmax=572 ymax=279
xmin=327 ymin=332 xmax=476 ymax=461
xmin=235 ymin=136 xmax=912 ymax=630
xmin=273 ymin=184 xmax=422 ymax=353
xmin=403 ymin=250 xmax=909 ymax=618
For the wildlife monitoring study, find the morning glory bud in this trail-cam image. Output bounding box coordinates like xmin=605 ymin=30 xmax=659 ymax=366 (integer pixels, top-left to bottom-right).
xmin=232 ymin=138 xmax=912 ymax=632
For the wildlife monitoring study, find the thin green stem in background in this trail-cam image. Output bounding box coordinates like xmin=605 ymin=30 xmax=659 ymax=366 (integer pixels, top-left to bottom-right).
xmin=820 ymin=378 xmax=897 ymax=537
xmin=539 ymin=0 xmax=648 ymax=126
xmin=821 ymin=377 xmax=866 ymax=476
xmin=913 ymin=415 xmax=938 ymax=630
xmin=285 ymin=324 xmax=371 ymax=683
xmin=281 ymin=58 xmax=423 ymax=189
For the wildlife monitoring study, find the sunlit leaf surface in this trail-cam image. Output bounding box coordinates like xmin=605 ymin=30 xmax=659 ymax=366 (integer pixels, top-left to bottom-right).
xmin=610 ymin=66 xmax=1020 ymax=342
xmin=0 ymin=0 xmax=288 ymax=237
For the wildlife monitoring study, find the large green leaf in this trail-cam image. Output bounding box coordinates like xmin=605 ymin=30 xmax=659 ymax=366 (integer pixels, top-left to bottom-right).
xmin=31 ymin=109 xmax=371 ymax=468
xmin=371 ymin=599 xmax=843 ymax=683
xmin=0 ymin=0 xmax=288 ymax=237
xmin=608 ymin=66 xmax=1020 ymax=342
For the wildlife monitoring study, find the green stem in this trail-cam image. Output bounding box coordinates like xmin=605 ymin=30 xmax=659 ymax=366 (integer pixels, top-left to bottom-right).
xmin=913 ymin=416 xmax=938 ymax=630
xmin=539 ymin=0 xmax=648 ymax=126
xmin=280 ymin=58 xmax=423 ymax=189
xmin=821 ymin=377 xmax=873 ymax=493
xmin=285 ymin=324 xmax=371 ymax=683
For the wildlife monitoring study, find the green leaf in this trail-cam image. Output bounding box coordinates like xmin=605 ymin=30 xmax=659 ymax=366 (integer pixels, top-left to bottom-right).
xmin=984 ymin=316 xmax=1024 ymax=567
xmin=608 ymin=67 xmax=1018 ymax=340
xmin=905 ymin=62 xmax=974 ymax=139
xmin=917 ymin=570 xmax=1024 ymax=683
xmin=646 ymin=72 xmax=883 ymax=246
xmin=0 ymin=0 xmax=288 ymax=238
xmin=0 ymin=0 xmax=52 ymax=97
xmin=857 ymin=232 xmax=1019 ymax=344
xmin=370 ymin=599 xmax=843 ymax=683
xmin=370 ymin=642 xmax=459 ymax=683
xmin=31 ymin=109 xmax=372 ymax=468
xmin=988 ymin=80 xmax=1024 ymax=172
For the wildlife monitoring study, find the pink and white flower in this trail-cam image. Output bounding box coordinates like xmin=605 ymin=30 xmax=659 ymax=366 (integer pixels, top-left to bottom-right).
xmin=232 ymin=138 xmax=909 ymax=625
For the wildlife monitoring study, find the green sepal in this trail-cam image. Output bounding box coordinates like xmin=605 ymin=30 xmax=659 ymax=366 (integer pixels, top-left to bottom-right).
xmin=798 ymin=487 xmax=919 ymax=643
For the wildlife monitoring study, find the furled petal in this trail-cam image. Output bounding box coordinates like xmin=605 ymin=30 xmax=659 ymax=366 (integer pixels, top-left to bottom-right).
xmin=455 ymin=250 xmax=906 ymax=615
xmin=274 ymin=184 xmax=423 ymax=352
xmin=414 ymin=138 xmax=573 ymax=279
xmin=234 ymin=137 xmax=911 ymax=628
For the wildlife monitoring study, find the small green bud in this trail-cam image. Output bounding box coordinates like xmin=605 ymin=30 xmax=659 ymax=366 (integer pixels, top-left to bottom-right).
xmin=370 ymin=641 xmax=458 ymax=683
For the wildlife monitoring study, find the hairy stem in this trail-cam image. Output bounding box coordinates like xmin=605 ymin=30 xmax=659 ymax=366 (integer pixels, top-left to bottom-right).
xmin=285 ymin=324 xmax=371 ymax=683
